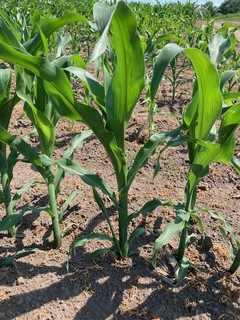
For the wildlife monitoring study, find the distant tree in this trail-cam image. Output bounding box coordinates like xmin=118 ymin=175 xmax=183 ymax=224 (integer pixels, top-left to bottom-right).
xmin=219 ymin=0 xmax=240 ymax=14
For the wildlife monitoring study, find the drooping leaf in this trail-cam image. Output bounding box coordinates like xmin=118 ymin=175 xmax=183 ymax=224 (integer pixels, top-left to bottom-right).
xmin=71 ymin=232 xmax=113 ymax=250
xmin=0 ymin=248 xmax=39 ymax=267
xmin=0 ymin=213 xmax=24 ymax=231
xmin=218 ymin=103 xmax=240 ymax=145
xmin=150 ymin=43 xmax=183 ymax=102
xmin=208 ymin=33 xmax=231 ymax=66
xmin=128 ymin=126 xmax=182 ymax=187
xmin=153 ymin=210 xmax=190 ymax=267
xmin=24 ymin=13 xmax=88 ymax=54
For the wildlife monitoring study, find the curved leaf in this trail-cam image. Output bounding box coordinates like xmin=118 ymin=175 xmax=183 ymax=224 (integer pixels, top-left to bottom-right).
xmin=71 ymin=232 xmax=113 ymax=250
xmin=153 ymin=210 xmax=190 ymax=268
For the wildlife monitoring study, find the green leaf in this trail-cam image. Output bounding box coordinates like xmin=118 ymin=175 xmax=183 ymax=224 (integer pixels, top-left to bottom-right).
xmin=0 ymin=150 xmax=8 ymax=171
xmin=155 ymin=34 xmax=186 ymax=46
xmin=191 ymin=212 xmax=205 ymax=241
xmin=65 ymin=66 xmax=105 ymax=109
xmin=184 ymin=48 xmax=222 ymax=141
xmin=23 ymin=103 xmax=56 ymax=157
xmin=150 ymin=43 xmax=183 ymax=102
xmin=208 ymin=33 xmax=231 ymax=66
xmin=218 ymin=103 xmax=240 ymax=145
xmin=24 ymin=13 xmax=88 ymax=55
xmin=56 ymin=33 xmax=72 ymax=58
xmin=175 ymin=257 xmax=189 ymax=286
xmin=127 ymin=228 xmax=145 ymax=246
xmin=231 ymin=156 xmax=240 ymax=174
xmin=105 ymin=1 xmax=145 ymax=151
xmin=59 ymin=190 xmax=83 ymax=222
xmin=0 ymin=69 xmax=11 ymax=104
xmin=37 ymin=23 xmax=49 ymax=56
xmin=12 ymin=180 xmax=37 ymax=208
xmin=0 ymin=17 xmax=21 ymax=48
xmin=220 ymin=70 xmax=240 ymax=91
xmin=187 ymin=137 xmax=235 ymax=194
xmin=127 ymin=199 xmax=178 ymax=223
xmin=0 ymin=43 xmax=79 ymax=119
xmin=71 ymin=232 xmax=113 ymax=250
xmin=90 ymin=248 xmax=115 ymax=259
xmin=0 ymin=125 xmax=52 ymax=181
xmin=40 ymin=155 xmax=115 ymax=198
xmin=90 ymin=3 xmax=115 ymax=61
xmin=54 ymin=130 xmax=92 ymax=194
xmin=0 ymin=213 xmax=24 ymax=231
xmin=0 ymin=248 xmax=39 ymax=267
xmin=128 ymin=126 xmax=182 ymax=187
xmin=93 ymin=2 xmax=116 ymax=35
xmin=153 ymin=210 xmax=190 ymax=267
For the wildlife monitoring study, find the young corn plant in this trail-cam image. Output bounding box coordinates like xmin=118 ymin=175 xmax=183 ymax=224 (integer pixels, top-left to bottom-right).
xmin=0 ymin=1 xmax=182 ymax=259
xmin=0 ymin=62 xmax=39 ymax=238
xmin=0 ymin=11 xmax=91 ymax=248
xmin=0 ymin=67 xmax=22 ymax=237
xmin=150 ymin=42 xmax=240 ymax=282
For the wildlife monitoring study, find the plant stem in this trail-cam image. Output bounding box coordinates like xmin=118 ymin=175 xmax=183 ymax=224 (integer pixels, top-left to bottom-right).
xmin=1 ymin=168 xmax=15 ymax=237
xmin=177 ymin=225 xmax=187 ymax=261
xmin=178 ymin=185 xmax=196 ymax=261
xmin=48 ymin=182 xmax=61 ymax=249
xmin=229 ymin=249 xmax=240 ymax=274
xmin=118 ymin=190 xmax=128 ymax=259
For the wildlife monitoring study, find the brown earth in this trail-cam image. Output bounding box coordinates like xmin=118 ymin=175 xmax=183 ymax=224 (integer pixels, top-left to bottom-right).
xmin=0 ymin=54 xmax=240 ymax=319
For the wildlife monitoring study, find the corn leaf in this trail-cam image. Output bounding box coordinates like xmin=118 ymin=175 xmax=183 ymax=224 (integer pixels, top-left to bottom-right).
xmin=184 ymin=48 xmax=222 ymax=141
xmin=0 ymin=212 xmax=24 ymax=231
xmin=218 ymin=103 xmax=240 ymax=145
xmin=24 ymin=13 xmax=88 ymax=54
xmin=208 ymin=33 xmax=231 ymax=66
xmin=40 ymin=155 xmax=115 ymax=199
xmin=150 ymin=43 xmax=183 ymax=103
xmin=153 ymin=210 xmax=190 ymax=267
xmin=71 ymin=233 xmax=113 ymax=250
xmin=0 ymin=17 xmax=21 ymax=48
xmin=220 ymin=70 xmax=240 ymax=90
xmin=93 ymin=2 xmax=115 ymax=35
xmin=0 ymin=248 xmax=39 ymax=267
xmin=105 ymin=1 xmax=145 ymax=151
xmin=128 ymin=126 xmax=182 ymax=187
xmin=0 ymin=125 xmax=52 ymax=181
xmin=0 ymin=69 xmax=11 ymax=104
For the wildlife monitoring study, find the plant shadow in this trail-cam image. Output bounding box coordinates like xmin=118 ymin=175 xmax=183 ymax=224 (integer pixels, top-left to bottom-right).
xmin=0 ymin=246 xmax=239 ymax=320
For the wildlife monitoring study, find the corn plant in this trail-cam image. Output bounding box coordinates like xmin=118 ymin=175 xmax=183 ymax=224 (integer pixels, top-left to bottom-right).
xmin=150 ymin=42 xmax=240 ymax=282
xmin=0 ymin=1 xmax=179 ymax=259
xmin=0 ymin=11 xmax=92 ymax=248
xmin=0 ymin=67 xmax=21 ymax=237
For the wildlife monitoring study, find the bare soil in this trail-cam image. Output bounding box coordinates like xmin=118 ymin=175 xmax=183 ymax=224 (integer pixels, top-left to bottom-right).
xmin=0 ymin=58 xmax=240 ymax=320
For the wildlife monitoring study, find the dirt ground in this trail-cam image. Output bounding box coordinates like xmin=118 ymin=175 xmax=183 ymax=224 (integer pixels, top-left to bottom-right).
xmin=0 ymin=35 xmax=240 ymax=320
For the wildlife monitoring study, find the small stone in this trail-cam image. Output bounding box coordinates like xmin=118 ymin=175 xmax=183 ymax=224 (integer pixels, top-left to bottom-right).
xmin=198 ymin=183 xmax=208 ymax=191
xmin=16 ymin=276 xmax=25 ymax=285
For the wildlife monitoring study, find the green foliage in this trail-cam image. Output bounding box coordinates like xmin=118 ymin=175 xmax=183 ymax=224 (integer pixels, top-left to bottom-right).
xmin=0 ymin=0 xmax=239 ymax=277
xmin=219 ymin=0 xmax=240 ymax=14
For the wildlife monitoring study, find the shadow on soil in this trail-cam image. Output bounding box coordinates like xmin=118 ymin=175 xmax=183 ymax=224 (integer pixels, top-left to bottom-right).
xmin=1 ymin=208 xmax=240 ymax=319
xmin=1 ymin=252 xmax=239 ymax=319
